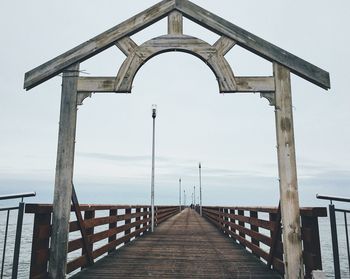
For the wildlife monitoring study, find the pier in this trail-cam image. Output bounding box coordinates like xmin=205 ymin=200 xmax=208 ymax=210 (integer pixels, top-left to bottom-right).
xmin=21 ymin=0 xmax=331 ymax=277
xmin=25 ymin=204 xmax=326 ymax=278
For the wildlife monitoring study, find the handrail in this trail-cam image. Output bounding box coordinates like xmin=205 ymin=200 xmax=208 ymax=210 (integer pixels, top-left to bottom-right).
xmin=0 ymin=191 xmax=36 ymax=279
xmin=317 ymin=193 xmax=350 ymax=278
xmin=316 ymin=194 xmax=350 ymax=203
xmin=197 ymin=205 xmax=327 ymax=278
xmin=26 ymin=203 xmax=180 ymax=277
xmin=0 ymin=192 xmax=36 ymax=201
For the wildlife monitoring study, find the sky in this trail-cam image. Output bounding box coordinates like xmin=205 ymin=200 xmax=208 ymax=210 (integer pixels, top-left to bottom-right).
xmin=0 ymin=0 xmax=349 ymax=207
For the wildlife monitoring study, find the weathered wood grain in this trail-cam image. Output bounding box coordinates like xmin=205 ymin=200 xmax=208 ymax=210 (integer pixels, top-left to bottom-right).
xmin=168 ymin=11 xmax=183 ymax=34
xmin=213 ymin=36 xmax=236 ymax=56
xmin=24 ymin=0 xmax=176 ymax=90
xmin=49 ymin=64 xmax=79 ymax=278
xmin=115 ymin=34 xmax=237 ymax=93
xmin=115 ymin=37 xmax=138 ymax=57
xmin=273 ymin=62 xmax=304 ymax=278
xmin=176 ymin=0 xmax=330 ymax=89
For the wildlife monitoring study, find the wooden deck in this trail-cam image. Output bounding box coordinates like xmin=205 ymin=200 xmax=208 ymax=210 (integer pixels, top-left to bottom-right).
xmin=72 ymin=208 xmax=281 ymax=278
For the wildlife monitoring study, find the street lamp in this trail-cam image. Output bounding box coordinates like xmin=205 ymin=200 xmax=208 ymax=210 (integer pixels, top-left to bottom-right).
xmin=179 ymin=178 xmax=182 ymax=212
xmin=194 ymin=186 xmax=196 ymax=206
xmin=199 ymin=162 xmax=202 ymax=216
xmin=150 ymin=104 xmax=157 ymax=232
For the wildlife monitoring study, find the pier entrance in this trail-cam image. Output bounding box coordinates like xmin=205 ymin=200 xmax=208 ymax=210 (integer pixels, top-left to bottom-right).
xmin=23 ymin=0 xmax=330 ymax=278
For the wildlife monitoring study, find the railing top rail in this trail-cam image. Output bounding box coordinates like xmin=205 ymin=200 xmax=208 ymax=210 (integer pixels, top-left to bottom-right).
xmin=202 ymin=205 xmax=327 ymax=217
xmin=0 ymin=206 xmax=20 ymax=212
xmin=25 ymin=203 xmax=152 ymax=213
xmin=0 ymin=192 xmax=36 ymax=201
xmin=317 ymin=194 xmax=350 ymax=203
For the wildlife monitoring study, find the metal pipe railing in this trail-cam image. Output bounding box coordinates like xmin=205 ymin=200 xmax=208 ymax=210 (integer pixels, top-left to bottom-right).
xmin=0 ymin=191 xmax=36 ymax=279
xmin=317 ymin=193 xmax=350 ymax=279
xmin=316 ymin=194 xmax=350 ymax=203
xmin=0 ymin=192 xmax=36 ymax=201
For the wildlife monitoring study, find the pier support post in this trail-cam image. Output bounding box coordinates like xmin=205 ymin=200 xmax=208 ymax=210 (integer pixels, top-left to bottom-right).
xmin=49 ymin=64 xmax=79 ymax=278
xmin=273 ymin=62 xmax=304 ymax=279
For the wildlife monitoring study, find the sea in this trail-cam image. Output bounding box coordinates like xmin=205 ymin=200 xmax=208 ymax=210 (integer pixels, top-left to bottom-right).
xmin=0 ymin=209 xmax=349 ymax=278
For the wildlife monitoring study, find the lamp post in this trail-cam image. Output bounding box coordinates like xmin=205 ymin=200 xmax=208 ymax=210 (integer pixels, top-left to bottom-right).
xmin=199 ymin=162 xmax=202 ymax=216
xmin=194 ymin=186 xmax=196 ymax=206
xmin=151 ymin=104 xmax=157 ymax=232
xmin=179 ymin=178 xmax=182 ymax=212
xmin=184 ymin=190 xmax=186 ymax=207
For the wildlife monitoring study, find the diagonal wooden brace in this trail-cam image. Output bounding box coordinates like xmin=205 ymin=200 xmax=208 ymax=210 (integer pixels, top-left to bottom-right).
xmin=71 ymin=184 xmax=94 ymax=267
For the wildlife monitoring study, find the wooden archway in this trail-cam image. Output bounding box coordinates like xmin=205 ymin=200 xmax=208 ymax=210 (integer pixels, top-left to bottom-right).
xmin=24 ymin=2 xmax=330 ymax=278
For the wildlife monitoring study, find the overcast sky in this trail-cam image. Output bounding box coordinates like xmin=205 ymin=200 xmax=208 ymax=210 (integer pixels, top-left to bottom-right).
xmin=0 ymin=0 xmax=349 ymax=207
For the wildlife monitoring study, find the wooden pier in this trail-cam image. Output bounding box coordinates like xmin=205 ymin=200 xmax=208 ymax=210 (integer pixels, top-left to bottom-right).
xmin=72 ymin=208 xmax=281 ymax=279
xmin=25 ymin=204 xmax=326 ymax=278
xmin=22 ymin=0 xmax=331 ymax=277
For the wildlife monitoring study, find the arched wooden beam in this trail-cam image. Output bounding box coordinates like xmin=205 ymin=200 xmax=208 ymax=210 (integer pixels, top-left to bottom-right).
xmin=115 ymin=35 xmax=237 ymax=93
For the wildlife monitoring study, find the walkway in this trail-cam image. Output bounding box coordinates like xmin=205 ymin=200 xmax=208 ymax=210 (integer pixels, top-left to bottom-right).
xmin=72 ymin=208 xmax=281 ymax=278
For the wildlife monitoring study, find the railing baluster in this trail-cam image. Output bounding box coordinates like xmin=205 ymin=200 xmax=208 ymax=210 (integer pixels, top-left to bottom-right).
xmin=329 ymin=203 xmax=341 ymax=279
xmin=12 ymin=202 xmax=25 ymax=279
xmin=108 ymin=209 xmax=117 ymax=254
xmin=344 ymin=212 xmax=350 ymax=276
xmin=124 ymin=208 xmax=132 ymax=244
xmin=84 ymin=210 xmax=95 ymax=260
xmin=1 ymin=210 xmax=10 ymax=279
xmin=250 ymin=210 xmax=260 ymax=258
xmin=238 ymin=209 xmax=245 ymax=248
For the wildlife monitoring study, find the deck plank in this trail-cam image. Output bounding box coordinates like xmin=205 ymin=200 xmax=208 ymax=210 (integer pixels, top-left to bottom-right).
xmin=72 ymin=208 xmax=281 ymax=278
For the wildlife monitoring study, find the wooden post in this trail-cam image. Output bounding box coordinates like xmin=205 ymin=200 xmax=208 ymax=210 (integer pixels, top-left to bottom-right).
xmin=49 ymin=64 xmax=79 ymax=278
xmin=108 ymin=209 xmax=118 ymax=254
xmin=30 ymin=212 xmax=51 ymax=278
xmin=124 ymin=208 xmax=132 ymax=244
xmin=274 ymin=62 xmax=304 ymax=278
xmin=250 ymin=211 xmax=260 ymax=258
xmin=301 ymin=215 xmax=323 ymax=277
xmin=168 ymin=11 xmax=183 ymax=35
xmin=84 ymin=210 xmax=95 ymax=260
xmin=135 ymin=208 xmax=141 ymax=237
xmin=238 ymin=209 xmax=246 ymax=248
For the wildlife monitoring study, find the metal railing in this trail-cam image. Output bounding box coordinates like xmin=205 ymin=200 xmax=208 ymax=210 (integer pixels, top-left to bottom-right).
xmin=0 ymin=192 xmax=36 ymax=279
xmin=317 ymin=194 xmax=350 ymax=279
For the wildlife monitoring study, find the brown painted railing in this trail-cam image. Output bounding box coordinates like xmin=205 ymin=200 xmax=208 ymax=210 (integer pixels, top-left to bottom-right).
xmin=25 ymin=204 xmax=179 ymax=278
xmin=197 ymin=206 xmax=327 ymax=278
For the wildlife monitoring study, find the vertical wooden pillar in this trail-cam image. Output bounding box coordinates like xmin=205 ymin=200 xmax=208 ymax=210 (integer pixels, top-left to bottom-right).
xmin=168 ymin=11 xmax=183 ymax=35
xmin=124 ymin=208 xmax=132 ymax=244
xmin=238 ymin=210 xmax=246 ymax=248
xmin=250 ymin=211 xmax=260 ymax=258
xmin=301 ymin=215 xmax=323 ymax=277
xmin=30 ymin=212 xmax=51 ymax=278
xmin=81 ymin=210 xmax=95 ymax=269
xmin=273 ymin=62 xmax=303 ymax=279
xmin=49 ymin=64 xmax=79 ymax=279
xmin=135 ymin=208 xmax=141 ymax=237
xmin=108 ymin=209 xmax=118 ymax=254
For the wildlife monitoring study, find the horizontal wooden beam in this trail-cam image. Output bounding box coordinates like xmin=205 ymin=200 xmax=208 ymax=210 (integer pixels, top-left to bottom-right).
xmin=77 ymin=77 xmax=117 ymax=92
xmin=234 ymin=77 xmax=275 ymax=92
xmin=77 ymin=76 xmax=274 ymax=93
xmin=24 ymin=0 xmax=176 ymax=90
xmin=175 ymin=0 xmax=330 ymax=89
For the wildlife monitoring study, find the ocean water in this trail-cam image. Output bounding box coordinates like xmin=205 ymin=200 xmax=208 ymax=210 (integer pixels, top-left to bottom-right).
xmin=0 ymin=209 xmax=349 ymax=278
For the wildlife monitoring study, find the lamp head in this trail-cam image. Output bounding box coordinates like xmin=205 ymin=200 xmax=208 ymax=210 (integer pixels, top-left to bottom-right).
xmin=152 ymin=104 xmax=157 ymax=118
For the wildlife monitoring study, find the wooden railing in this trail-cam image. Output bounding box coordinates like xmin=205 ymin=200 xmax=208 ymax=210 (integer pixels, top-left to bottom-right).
xmin=197 ymin=206 xmax=327 ymax=278
xmin=25 ymin=204 xmax=179 ymax=278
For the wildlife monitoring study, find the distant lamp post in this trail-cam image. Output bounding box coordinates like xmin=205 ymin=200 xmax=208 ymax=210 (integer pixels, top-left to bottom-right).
xmin=199 ymin=162 xmax=202 ymax=216
xmin=150 ymin=104 xmax=157 ymax=232
xmin=194 ymin=186 xmax=196 ymax=206
xmin=179 ymin=178 xmax=182 ymax=212
xmin=184 ymin=189 xmax=186 ymax=207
